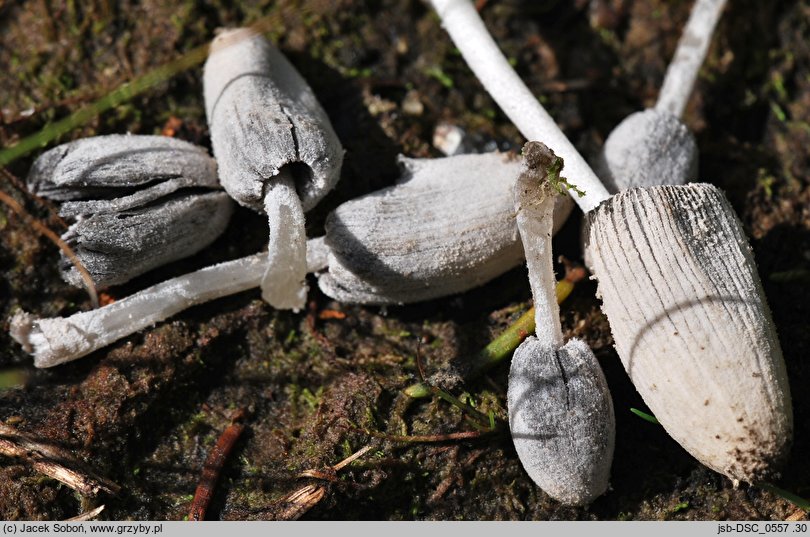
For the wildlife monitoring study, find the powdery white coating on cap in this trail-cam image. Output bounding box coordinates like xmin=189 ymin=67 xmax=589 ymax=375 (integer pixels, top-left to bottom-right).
xmin=203 ymin=27 xmax=343 ymax=212
xmin=27 ymin=135 xmax=219 ymax=200
xmin=508 ymin=337 xmax=615 ymax=506
xmin=26 ymin=134 xmax=233 ymax=288
xmin=585 ymin=184 xmax=793 ymax=482
xmin=595 ymin=109 xmax=698 ymax=194
xmin=317 ymin=152 xmax=573 ymax=305
xmin=60 ymin=192 xmax=233 ymax=288
xmin=10 ymin=239 xmax=329 ymax=368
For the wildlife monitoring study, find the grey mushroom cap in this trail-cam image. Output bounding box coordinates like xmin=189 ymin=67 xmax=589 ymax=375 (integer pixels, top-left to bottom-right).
xmin=595 ymin=109 xmax=698 ymax=194
xmin=27 ymin=135 xmax=233 ymax=288
xmin=316 ymin=152 xmax=573 ymax=305
xmin=508 ymin=337 xmax=615 ymax=506
xmin=585 ymin=183 xmax=793 ymax=483
xmin=203 ymin=27 xmax=343 ymax=213
xmin=27 ymin=134 xmax=220 ymax=200
xmin=60 ymin=192 xmax=233 ymax=288
xmin=203 ymin=27 xmax=343 ymax=310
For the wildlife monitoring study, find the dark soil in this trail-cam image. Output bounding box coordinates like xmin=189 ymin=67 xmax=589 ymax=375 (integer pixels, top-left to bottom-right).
xmin=0 ymin=0 xmax=808 ymax=521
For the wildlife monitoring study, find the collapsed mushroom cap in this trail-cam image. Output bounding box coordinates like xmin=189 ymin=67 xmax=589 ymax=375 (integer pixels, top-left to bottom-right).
xmin=203 ymin=27 xmax=344 ymax=310
xmin=203 ymin=27 xmax=343 ymax=212
xmin=27 ymin=135 xmax=232 ymax=288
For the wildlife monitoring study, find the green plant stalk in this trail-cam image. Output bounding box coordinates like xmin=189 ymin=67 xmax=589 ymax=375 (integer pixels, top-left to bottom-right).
xmin=0 ymin=368 xmax=28 ymax=390
xmin=630 ymin=407 xmax=660 ymax=424
xmin=759 ymin=483 xmax=810 ymax=511
xmin=404 ymin=277 xmax=576 ymax=399
xmin=0 ymin=45 xmax=209 ymax=167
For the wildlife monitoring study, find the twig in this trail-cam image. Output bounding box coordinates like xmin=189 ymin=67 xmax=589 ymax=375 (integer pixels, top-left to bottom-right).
xmin=65 ymin=505 xmax=105 ymax=522
xmin=0 ymin=167 xmax=66 ymax=227
xmin=0 ymin=423 xmax=119 ymax=497
xmin=298 ymin=445 xmax=374 ymax=481
xmin=358 ymin=428 xmax=492 ymax=443
xmin=188 ymin=412 xmax=247 ymax=522
xmin=332 ymin=445 xmax=374 ymax=472
xmin=275 ymin=484 xmax=327 ymax=521
xmin=0 ymin=190 xmax=98 ymax=309
xmin=278 ymin=445 xmax=374 ymax=520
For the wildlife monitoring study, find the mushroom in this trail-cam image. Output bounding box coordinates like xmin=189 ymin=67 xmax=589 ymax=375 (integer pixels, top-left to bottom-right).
xmin=26 ymin=134 xmax=233 ymax=288
xmin=509 ymin=141 xmax=614 ymax=505
xmin=595 ymin=0 xmax=727 ymax=193
xmin=9 ymin=148 xmax=576 ymax=366
xmin=10 ymin=242 xmax=329 ymax=368
xmin=584 ymin=184 xmax=792 ymax=482
xmin=316 ymin=151 xmax=572 ymax=305
xmin=203 ymin=27 xmax=343 ymax=311
xmin=431 ymin=0 xmax=792 ymax=483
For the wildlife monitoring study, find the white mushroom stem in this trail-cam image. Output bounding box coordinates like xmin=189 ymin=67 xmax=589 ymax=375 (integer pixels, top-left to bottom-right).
xmin=515 ymin=170 xmax=562 ymax=349
xmin=595 ymin=0 xmax=726 ymax=194
xmin=430 ymin=0 xmax=610 ymax=212
xmin=656 ymin=0 xmax=728 ymax=118
xmin=10 ymin=240 xmax=328 ymax=368
xmin=261 ymin=170 xmax=308 ymax=312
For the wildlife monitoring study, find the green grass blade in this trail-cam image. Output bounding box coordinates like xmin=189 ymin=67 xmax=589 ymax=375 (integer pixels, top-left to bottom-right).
xmin=0 ymin=45 xmax=209 ymax=167
xmin=630 ymin=407 xmax=660 ymax=424
xmin=759 ymin=483 xmax=810 ymax=511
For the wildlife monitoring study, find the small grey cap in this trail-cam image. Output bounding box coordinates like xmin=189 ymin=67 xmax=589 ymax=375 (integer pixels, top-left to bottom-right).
xmin=508 ymin=337 xmax=615 ymax=506
xmin=596 ymin=109 xmax=698 ymax=193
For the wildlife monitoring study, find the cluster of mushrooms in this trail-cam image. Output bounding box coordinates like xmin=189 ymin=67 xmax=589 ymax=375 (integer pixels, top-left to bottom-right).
xmin=9 ymin=0 xmax=793 ymax=507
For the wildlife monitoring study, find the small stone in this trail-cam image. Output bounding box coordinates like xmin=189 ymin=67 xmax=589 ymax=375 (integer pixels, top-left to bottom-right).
xmin=401 ymin=90 xmax=424 ymax=116
xmin=432 ymin=122 xmax=466 ymax=156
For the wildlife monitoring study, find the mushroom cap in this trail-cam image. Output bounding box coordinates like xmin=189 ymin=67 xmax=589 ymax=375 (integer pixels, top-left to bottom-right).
xmin=60 ymin=192 xmax=233 ymax=288
xmin=27 ymin=134 xmax=219 ymax=200
xmin=203 ymin=28 xmax=343 ymax=213
xmin=508 ymin=337 xmax=615 ymax=506
xmin=317 ymin=152 xmax=573 ymax=305
xmin=26 ymin=134 xmax=232 ymax=288
xmin=596 ymin=109 xmax=698 ymax=194
xmin=585 ymin=183 xmax=793 ymax=482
